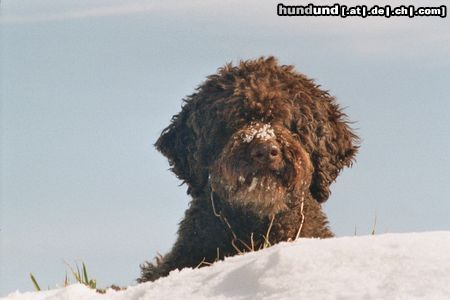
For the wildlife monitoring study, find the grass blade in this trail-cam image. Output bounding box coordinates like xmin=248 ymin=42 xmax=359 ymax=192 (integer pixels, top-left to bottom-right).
xmin=30 ymin=273 xmax=41 ymax=291
xmin=82 ymin=263 xmax=89 ymax=284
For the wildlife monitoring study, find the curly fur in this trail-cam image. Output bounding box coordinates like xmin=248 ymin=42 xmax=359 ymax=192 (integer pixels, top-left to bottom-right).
xmin=139 ymin=56 xmax=358 ymax=282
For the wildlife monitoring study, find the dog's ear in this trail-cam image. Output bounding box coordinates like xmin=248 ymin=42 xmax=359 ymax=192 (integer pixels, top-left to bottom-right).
xmin=295 ymin=92 xmax=358 ymax=203
xmin=155 ymin=100 xmax=204 ymax=194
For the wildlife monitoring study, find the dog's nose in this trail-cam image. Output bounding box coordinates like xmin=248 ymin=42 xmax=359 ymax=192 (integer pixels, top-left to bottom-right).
xmin=250 ymin=142 xmax=281 ymax=165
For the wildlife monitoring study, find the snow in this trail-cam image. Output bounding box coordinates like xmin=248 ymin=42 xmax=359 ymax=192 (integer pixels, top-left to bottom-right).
xmin=242 ymin=124 xmax=275 ymax=143
xmin=3 ymin=231 xmax=450 ymax=300
xmin=254 ymin=124 xmax=275 ymax=141
xmin=248 ymin=177 xmax=258 ymax=192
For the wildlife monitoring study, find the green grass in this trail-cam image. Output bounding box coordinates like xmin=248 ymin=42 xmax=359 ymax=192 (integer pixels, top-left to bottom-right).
xmin=29 ymin=273 xmax=41 ymax=291
xmin=30 ymin=261 xmax=97 ymax=291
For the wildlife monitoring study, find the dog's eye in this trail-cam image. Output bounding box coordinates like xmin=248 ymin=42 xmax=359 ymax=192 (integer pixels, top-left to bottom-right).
xmin=288 ymin=120 xmax=303 ymax=141
xmin=290 ymin=120 xmax=299 ymax=132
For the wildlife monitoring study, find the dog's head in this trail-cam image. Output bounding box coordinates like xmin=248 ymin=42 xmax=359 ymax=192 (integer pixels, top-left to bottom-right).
xmin=156 ymin=57 xmax=358 ymax=216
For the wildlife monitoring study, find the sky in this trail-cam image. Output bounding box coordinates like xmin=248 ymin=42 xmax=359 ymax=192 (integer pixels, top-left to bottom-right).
xmin=1 ymin=0 xmax=449 ymax=295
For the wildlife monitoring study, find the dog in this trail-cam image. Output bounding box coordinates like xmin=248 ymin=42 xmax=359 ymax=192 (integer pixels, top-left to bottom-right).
xmin=139 ymin=56 xmax=358 ymax=282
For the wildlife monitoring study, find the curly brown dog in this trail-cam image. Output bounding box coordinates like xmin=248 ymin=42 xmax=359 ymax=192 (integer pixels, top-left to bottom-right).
xmin=139 ymin=56 xmax=358 ymax=282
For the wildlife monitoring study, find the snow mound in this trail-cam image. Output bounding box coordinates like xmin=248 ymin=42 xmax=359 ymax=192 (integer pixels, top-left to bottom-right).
xmin=4 ymin=231 xmax=450 ymax=300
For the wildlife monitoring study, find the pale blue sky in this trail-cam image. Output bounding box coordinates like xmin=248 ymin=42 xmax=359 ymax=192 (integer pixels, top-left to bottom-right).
xmin=1 ymin=0 xmax=449 ymax=295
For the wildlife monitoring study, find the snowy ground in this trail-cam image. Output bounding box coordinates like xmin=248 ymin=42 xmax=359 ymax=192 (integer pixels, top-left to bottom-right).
xmin=3 ymin=231 xmax=450 ymax=300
